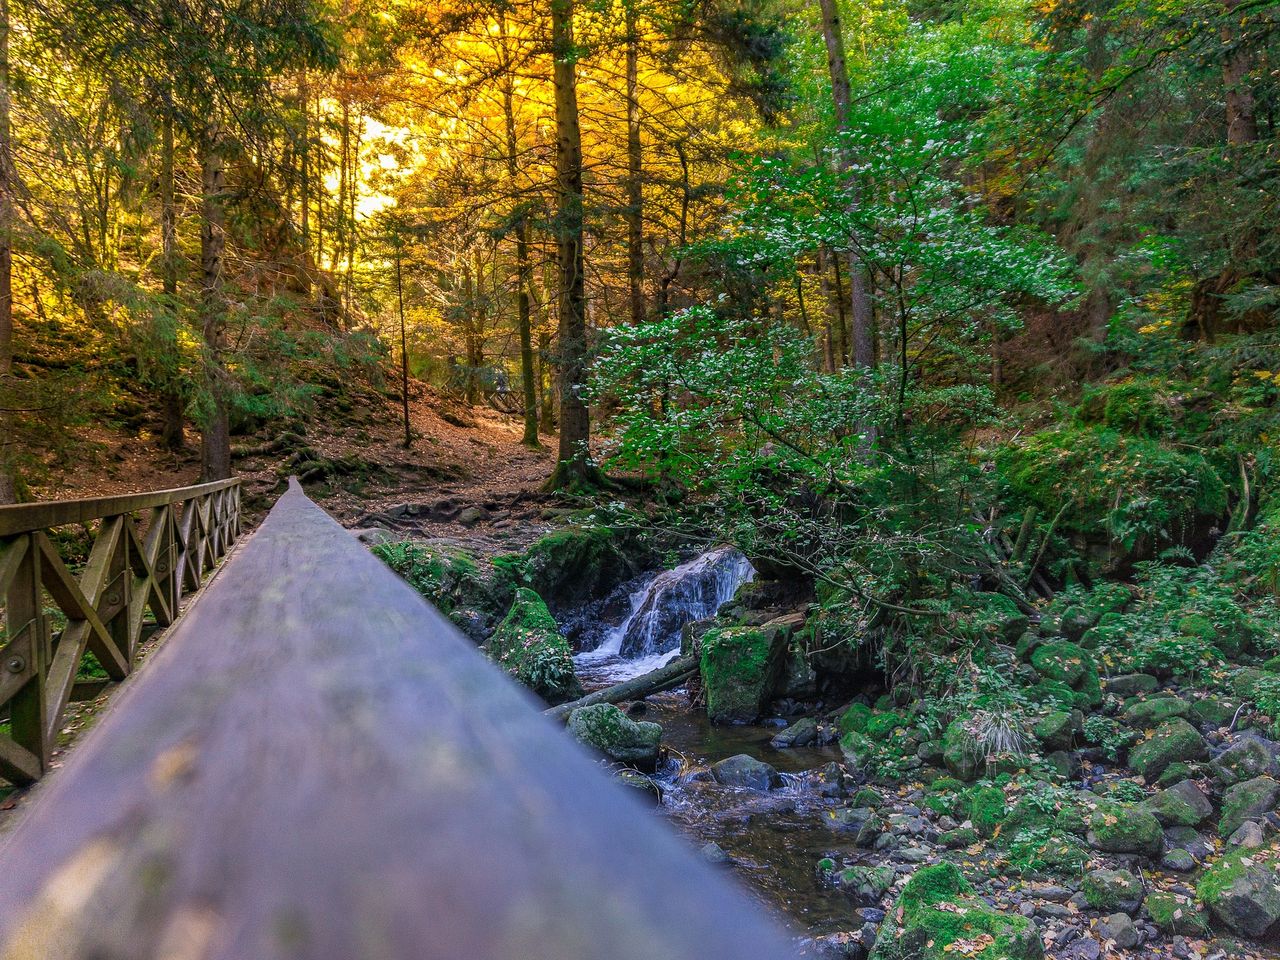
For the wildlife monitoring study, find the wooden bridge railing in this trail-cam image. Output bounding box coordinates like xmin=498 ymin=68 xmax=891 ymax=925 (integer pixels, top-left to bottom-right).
xmin=0 ymin=477 xmax=241 ymax=785
xmin=0 ymin=479 xmax=796 ymax=960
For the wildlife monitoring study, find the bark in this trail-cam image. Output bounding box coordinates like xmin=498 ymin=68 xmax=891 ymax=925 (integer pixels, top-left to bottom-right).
xmin=200 ymin=123 xmax=232 ymax=481
xmin=498 ymin=17 xmax=539 ymax=446
xmin=816 ymin=0 xmax=874 ymax=369
xmin=395 ymin=246 xmax=411 ymax=448
xmin=624 ymin=4 xmax=645 ymax=327
xmin=159 ymin=93 xmax=184 ymax=452
xmin=1223 ymin=0 xmax=1258 ymax=147
xmin=299 ymin=69 xmax=311 ymax=291
xmin=543 ymin=655 xmax=697 ymax=722
xmin=548 ymin=0 xmax=596 ymax=488
xmin=0 ymin=0 xmax=15 ymax=503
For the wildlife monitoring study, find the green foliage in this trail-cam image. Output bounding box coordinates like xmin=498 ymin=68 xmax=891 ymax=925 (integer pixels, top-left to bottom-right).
xmin=372 ymin=540 xmax=478 ymax=615
xmin=1082 ymin=715 xmax=1134 ymax=761
xmin=998 ymin=425 xmax=1228 ymax=557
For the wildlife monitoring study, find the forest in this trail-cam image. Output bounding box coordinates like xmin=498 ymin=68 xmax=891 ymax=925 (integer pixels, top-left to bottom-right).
xmin=3 ymin=0 xmax=1280 ymax=955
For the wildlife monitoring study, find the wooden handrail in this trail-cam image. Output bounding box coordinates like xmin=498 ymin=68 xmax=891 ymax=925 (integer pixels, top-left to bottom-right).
xmin=0 ymin=480 xmax=797 ymax=960
xmin=0 ymin=477 xmax=241 ymax=784
xmin=0 ymin=477 xmax=241 ymax=537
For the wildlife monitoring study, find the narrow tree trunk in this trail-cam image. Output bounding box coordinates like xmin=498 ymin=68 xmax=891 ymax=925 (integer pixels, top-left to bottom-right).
xmin=1223 ymin=0 xmax=1258 ymax=147
xmin=299 ymin=69 xmax=311 ymax=293
xmin=0 ymin=0 xmax=15 ymax=503
xmin=548 ymin=0 xmax=596 ymax=488
xmin=159 ymin=92 xmax=184 ymax=452
xmin=816 ymin=0 xmax=873 ymax=369
xmin=395 ymin=245 xmax=411 ymax=448
xmin=199 ymin=123 xmax=232 ymax=481
xmin=624 ymin=3 xmax=645 ymax=328
xmin=498 ymin=19 xmax=539 ymax=446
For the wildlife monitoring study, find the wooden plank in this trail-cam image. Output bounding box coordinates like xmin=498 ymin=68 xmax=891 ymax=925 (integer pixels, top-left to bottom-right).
xmin=0 ymin=480 xmax=797 ymax=960
xmin=0 ymin=735 xmax=41 ymax=785
xmin=0 ymin=537 xmax=28 ymax=596
xmin=0 ymin=478 xmax=240 ymax=538
xmin=4 ymin=535 xmax=48 ymax=783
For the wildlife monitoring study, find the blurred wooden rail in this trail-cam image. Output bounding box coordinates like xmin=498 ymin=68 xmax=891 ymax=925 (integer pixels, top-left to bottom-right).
xmin=0 ymin=478 xmax=241 ymax=784
xmin=0 ymin=479 xmax=797 ymax=960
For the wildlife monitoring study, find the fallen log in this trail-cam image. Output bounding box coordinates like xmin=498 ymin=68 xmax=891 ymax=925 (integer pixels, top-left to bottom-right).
xmin=546 ymin=654 xmax=698 ymax=722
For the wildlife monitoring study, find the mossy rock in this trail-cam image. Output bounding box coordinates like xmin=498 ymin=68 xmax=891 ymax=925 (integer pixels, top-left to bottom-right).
xmin=1027 ymin=679 xmax=1076 ymax=710
xmin=1191 ymin=696 xmax=1241 ymax=729
xmin=1031 ymin=642 xmax=1092 ymax=687
xmin=1263 ymin=656 xmax=1280 ymax=674
xmin=838 ymin=702 xmax=873 ymax=736
xmin=1218 ymin=775 xmax=1280 ymax=837
xmin=700 ymin=625 xmax=786 ymax=724
xmin=485 ymin=588 xmax=581 ymax=704
xmin=489 ymin=526 xmax=650 ymax=617
xmin=1084 ymin=799 xmax=1163 ymax=855
xmin=836 ymin=864 xmax=896 ymax=904
xmin=1033 ymin=711 xmax=1074 ymax=752
xmin=969 ymin=785 xmax=1007 ymax=838
xmin=1082 ymin=868 xmax=1142 ymax=912
xmin=1144 ymin=779 xmax=1212 ymax=827
xmin=1129 ymin=718 xmax=1208 ymax=781
xmin=1145 ymin=891 xmax=1210 ymax=936
xmin=942 ymin=719 xmax=983 ymax=782
xmin=1121 ymin=695 xmax=1191 ymax=728
xmin=870 ymin=862 xmax=1044 ymax=960
xmin=1197 ymin=843 xmax=1280 ymax=938
xmin=566 ymin=703 xmax=662 ymax=770
xmin=1232 ymin=667 xmax=1269 ymax=702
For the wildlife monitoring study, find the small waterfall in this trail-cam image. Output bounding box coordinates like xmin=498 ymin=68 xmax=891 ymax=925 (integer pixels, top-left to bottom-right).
xmin=577 ymin=546 xmax=755 ymax=682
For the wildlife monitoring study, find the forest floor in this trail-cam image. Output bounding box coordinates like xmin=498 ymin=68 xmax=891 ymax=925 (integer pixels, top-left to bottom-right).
xmin=28 ymin=380 xmax=563 ymax=547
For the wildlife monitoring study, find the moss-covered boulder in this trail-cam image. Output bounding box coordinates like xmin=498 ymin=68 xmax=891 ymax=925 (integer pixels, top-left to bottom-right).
xmin=969 ymin=785 xmax=1007 ymax=838
xmin=700 ymin=624 xmax=786 ymax=724
xmin=489 ymin=526 xmax=651 ymax=618
xmin=1030 ymin=642 xmax=1101 ymax=708
xmin=710 ymin=753 xmax=783 ymax=790
xmin=1144 ymin=891 xmax=1210 ymax=936
xmin=1031 ymin=642 xmax=1092 ymax=687
xmin=1198 ymin=844 xmax=1280 ymax=938
xmin=838 ymin=702 xmax=873 ymax=736
xmin=1121 ymin=695 xmax=1191 ymax=728
xmin=835 ymin=864 xmax=896 ymax=904
xmin=1084 ymin=800 xmax=1163 ymax=855
xmin=869 ymin=862 xmax=1043 ymax=960
xmin=1082 ymin=868 xmax=1142 ymax=912
xmin=1129 ymin=719 xmax=1208 ymax=781
xmin=1145 ymin=779 xmax=1212 ymax=827
xmin=1218 ymin=775 xmax=1280 ymax=837
xmin=942 ymin=719 xmax=983 ymax=782
xmin=566 ymin=703 xmax=662 ymax=770
xmin=1033 ymin=711 xmax=1075 ymax=752
xmin=485 ymin=588 xmax=581 ymax=704
xmin=1211 ymin=735 xmax=1280 ymax=786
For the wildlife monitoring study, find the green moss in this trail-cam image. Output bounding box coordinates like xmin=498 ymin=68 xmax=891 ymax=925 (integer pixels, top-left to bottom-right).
xmin=1122 ymin=695 xmax=1191 ymax=727
xmin=1030 ymin=642 xmax=1092 ymax=687
xmin=1083 ymin=798 xmax=1163 ymax=855
xmin=998 ymin=426 xmax=1229 ymax=556
xmin=866 ymin=711 xmax=907 ymax=739
xmin=1145 ymin=891 xmax=1210 ymax=936
xmin=969 ymin=786 xmax=1007 ymax=838
xmin=942 ymin=719 xmax=983 ymax=781
xmin=485 ymin=588 xmax=581 ymax=704
xmin=1218 ymin=776 xmax=1280 ymax=836
xmin=1128 ymin=718 xmax=1208 ymax=780
xmin=1082 ymin=869 xmax=1141 ymax=910
xmin=839 ymin=702 xmax=873 ymax=735
xmin=873 ymin=863 xmax=1043 ymax=960
xmin=700 ymin=625 xmax=784 ymax=724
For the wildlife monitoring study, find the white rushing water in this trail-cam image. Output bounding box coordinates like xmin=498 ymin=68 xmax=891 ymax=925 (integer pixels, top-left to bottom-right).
xmin=576 ymin=546 xmax=755 ymax=682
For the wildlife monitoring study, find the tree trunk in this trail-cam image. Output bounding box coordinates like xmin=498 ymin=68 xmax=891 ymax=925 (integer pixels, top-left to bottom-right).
xmin=498 ymin=19 xmax=540 ymax=446
xmin=624 ymin=3 xmax=645 ymax=328
xmin=0 ymin=0 xmax=14 ymax=504
xmin=816 ymin=0 xmax=873 ymax=369
xmin=548 ymin=0 xmax=597 ymax=488
xmin=200 ymin=123 xmax=232 ymax=481
xmin=395 ymin=246 xmax=411 ymax=448
xmin=1223 ymin=0 xmax=1258 ymax=146
xmin=159 ymin=92 xmax=185 ymax=452
xmin=299 ymin=69 xmax=311 ymax=294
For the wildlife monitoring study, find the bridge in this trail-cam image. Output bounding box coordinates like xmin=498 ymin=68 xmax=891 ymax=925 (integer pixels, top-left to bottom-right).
xmin=0 ymin=478 xmax=797 ymax=960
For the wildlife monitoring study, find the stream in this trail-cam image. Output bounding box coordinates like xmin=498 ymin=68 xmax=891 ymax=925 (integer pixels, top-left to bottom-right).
xmin=573 ymin=547 xmax=863 ymax=940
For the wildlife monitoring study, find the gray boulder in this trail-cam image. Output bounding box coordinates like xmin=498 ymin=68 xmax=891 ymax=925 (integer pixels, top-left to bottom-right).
xmin=566 ymin=703 xmax=662 ymax=770
xmin=1211 ymin=734 xmax=1280 ymax=786
xmin=711 ymin=753 xmax=784 ymax=790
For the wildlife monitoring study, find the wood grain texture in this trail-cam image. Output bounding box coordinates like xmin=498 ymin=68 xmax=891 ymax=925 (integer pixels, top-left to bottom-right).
xmin=0 ymin=479 xmax=798 ymax=960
